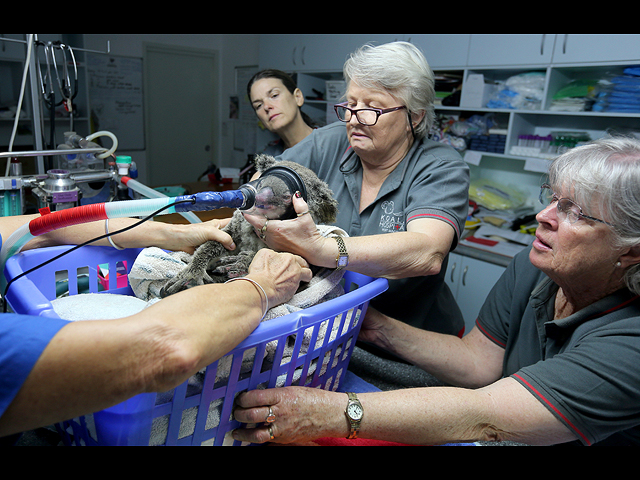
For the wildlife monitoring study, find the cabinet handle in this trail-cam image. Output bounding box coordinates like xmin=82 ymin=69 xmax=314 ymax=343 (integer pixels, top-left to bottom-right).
xmin=462 ymin=266 xmax=469 ymax=287
xmin=301 ymin=46 xmax=306 ymax=66
xmin=540 ymin=34 xmax=546 ymax=56
xmin=450 ymin=263 xmax=457 ymax=283
xmin=292 ymin=47 xmax=297 ymax=66
xmin=563 ymin=34 xmax=568 ymax=54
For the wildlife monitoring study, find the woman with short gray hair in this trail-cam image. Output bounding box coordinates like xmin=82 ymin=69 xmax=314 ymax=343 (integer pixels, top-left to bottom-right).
xmin=244 ymin=42 xmax=470 ymax=391
xmin=343 ymin=41 xmax=436 ymax=139
xmin=548 ymin=136 xmax=640 ymax=294
xmin=235 ymin=137 xmax=640 ymax=446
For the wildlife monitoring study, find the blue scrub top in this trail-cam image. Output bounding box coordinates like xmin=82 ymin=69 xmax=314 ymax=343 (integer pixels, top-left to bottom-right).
xmin=0 ymin=233 xmax=70 ymax=419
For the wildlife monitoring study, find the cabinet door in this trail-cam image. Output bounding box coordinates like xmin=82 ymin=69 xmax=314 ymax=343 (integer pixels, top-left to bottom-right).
xmin=445 ymin=252 xmax=463 ymax=298
xmin=260 ymin=34 xmax=406 ymax=73
xmin=553 ymin=34 xmax=640 ymax=64
xmin=409 ymin=34 xmax=471 ymax=68
xmin=259 ymin=34 xmax=301 ymax=71
xmin=295 ymin=34 xmax=399 ymax=72
xmin=446 ymin=254 xmax=506 ymax=332
xmin=457 ymin=256 xmax=505 ymax=331
xmin=0 ymin=34 xmax=27 ymax=61
xmin=468 ymin=34 xmax=555 ymax=66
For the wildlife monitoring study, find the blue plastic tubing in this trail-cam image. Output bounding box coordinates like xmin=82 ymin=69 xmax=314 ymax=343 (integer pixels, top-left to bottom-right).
xmin=0 ymin=190 xmax=247 ymax=274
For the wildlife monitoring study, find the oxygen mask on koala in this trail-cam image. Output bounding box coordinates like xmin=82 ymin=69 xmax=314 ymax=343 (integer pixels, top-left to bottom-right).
xmin=238 ymin=165 xmax=308 ymax=220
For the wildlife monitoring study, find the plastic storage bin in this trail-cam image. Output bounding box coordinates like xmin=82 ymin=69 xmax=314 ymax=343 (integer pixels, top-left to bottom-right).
xmin=4 ymin=245 xmax=388 ymax=446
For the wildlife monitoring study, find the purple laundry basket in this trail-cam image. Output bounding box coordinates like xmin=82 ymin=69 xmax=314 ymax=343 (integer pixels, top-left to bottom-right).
xmin=4 ymin=245 xmax=388 ymax=446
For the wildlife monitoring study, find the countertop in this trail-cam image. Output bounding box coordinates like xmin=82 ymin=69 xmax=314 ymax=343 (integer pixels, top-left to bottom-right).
xmin=453 ymin=243 xmax=514 ymax=268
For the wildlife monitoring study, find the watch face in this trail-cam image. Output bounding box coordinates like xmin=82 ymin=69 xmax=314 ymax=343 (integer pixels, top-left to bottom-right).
xmin=347 ymin=403 xmax=363 ymax=420
xmin=338 ymin=256 xmax=349 ymax=268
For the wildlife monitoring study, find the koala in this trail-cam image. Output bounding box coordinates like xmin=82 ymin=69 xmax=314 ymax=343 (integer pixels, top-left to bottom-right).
xmin=159 ymin=155 xmax=338 ymax=298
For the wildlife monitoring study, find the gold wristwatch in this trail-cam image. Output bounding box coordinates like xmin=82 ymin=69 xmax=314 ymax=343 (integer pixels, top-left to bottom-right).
xmin=345 ymin=392 xmax=363 ymax=439
xmin=335 ymin=236 xmax=349 ymax=270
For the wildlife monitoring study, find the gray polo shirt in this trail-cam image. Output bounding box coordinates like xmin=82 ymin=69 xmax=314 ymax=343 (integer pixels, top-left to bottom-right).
xmin=478 ymin=246 xmax=640 ymax=446
xmin=277 ymin=122 xmax=470 ymax=337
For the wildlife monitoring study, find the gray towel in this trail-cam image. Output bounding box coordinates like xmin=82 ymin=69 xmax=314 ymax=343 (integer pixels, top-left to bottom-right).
xmin=128 ymin=225 xmax=350 ymax=312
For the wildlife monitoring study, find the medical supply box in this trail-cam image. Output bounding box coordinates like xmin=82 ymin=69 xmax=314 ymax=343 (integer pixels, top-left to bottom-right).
xmin=460 ymin=74 xmax=498 ymax=109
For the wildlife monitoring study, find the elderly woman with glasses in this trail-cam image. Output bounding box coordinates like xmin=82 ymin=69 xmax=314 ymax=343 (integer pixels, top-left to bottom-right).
xmin=244 ymin=42 xmax=470 ymax=389
xmin=234 ymin=137 xmax=640 ymax=446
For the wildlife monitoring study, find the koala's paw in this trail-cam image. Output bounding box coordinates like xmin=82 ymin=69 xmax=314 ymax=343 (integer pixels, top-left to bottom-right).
xmin=159 ymin=267 xmax=211 ymax=298
xmin=211 ymin=251 xmax=255 ymax=279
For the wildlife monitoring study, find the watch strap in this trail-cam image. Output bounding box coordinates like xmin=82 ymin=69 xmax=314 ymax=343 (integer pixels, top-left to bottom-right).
xmin=345 ymin=392 xmax=362 ymax=440
xmin=335 ymin=236 xmax=349 ymax=270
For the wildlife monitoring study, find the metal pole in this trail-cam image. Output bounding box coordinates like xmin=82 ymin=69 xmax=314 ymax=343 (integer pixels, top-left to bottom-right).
xmin=26 ymin=35 xmax=45 ymax=173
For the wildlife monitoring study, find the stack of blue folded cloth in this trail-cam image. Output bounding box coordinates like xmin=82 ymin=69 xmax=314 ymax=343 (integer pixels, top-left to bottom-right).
xmin=593 ymin=66 xmax=640 ymax=113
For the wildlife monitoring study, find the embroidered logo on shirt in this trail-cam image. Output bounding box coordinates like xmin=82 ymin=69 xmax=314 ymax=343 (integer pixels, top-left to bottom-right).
xmin=379 ymin=201 xmax=405 ymax=233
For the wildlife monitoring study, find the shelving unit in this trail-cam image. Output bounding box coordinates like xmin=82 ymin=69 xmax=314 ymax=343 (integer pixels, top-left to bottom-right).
xmin=296 ymin=71 xmax=344 ymax=127
xmin=0 ymin=34 xmax=110 ymax=174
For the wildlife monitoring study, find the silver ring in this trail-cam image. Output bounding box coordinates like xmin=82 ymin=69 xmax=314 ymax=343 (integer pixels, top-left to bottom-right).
xmin=265 ymin=406 xmax=276 ymax=424
xmin=268 ymin=425 xmax=275 ymax=441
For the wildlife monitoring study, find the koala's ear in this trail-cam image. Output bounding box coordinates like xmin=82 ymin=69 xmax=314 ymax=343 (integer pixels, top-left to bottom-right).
xmin=254 ymin=154 xmax=277 ymax=173
xmin=308 ymin=187 xmax=339 ymax=224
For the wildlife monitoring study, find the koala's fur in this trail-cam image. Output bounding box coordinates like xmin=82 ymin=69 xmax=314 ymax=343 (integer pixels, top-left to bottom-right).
xmin=159 ymin=155 xmax=338 ymax=298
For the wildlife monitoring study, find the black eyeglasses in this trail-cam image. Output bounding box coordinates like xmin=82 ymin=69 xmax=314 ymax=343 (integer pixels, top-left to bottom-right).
xmin=334 ymin=103 xmax=408 ymax=126
xmin=539 ymin=184 xmax=615 ymax=227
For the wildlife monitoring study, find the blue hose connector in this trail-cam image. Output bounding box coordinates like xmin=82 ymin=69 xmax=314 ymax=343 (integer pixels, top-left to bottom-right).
xmin=173 ymin=190 xmax=246 ymax=212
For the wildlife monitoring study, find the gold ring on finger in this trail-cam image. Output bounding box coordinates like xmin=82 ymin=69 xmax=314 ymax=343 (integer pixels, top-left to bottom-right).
xmin=265 ymin=406 xmax=276 ymax=424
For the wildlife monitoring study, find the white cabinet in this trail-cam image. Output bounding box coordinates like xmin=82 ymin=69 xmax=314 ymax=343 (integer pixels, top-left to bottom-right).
xmin=552 ymin=34 xmax=640 ymax=64
xmin=445 ymin=253 xmax=506 ymax=334
xmin=259 ymin=34 xmax=399 ymax=73
xmin=464 ymin=34 xmax=640 ymax=67
xmin=408 ymin=34 xmax=471 ymax=68
xmin=467 ymin=34 xmax=555 ymax=66
xmin=259 ymin=34 xmax=302 ymax=71
xmin=553 ymin=33 xmax=640 ymax=64
xmin=297 ymin=34 xmax=399 ymax=72
xmin=259 ymin=34 xmax=470 ymax=72
xmin=0 ymin=34 xmax=29 ymax=61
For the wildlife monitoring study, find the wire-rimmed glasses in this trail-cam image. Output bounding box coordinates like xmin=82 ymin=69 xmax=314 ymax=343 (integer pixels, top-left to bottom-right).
xmin=539 ymin=184 xmax=615 ymax=227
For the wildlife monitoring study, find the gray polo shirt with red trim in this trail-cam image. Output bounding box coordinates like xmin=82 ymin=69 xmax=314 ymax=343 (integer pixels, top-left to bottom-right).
xmin=477 ymin=246 xmax=640 ymax=446
xmin=277 ymin=122 xmax=470 ymax=336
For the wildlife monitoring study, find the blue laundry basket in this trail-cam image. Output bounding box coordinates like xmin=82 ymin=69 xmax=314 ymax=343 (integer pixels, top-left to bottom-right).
xmin=4 ymin=245 xmax=388 ymax=446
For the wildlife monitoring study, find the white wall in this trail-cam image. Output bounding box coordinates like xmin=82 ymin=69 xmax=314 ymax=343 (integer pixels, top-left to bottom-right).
xmin=82 ymin=34 xmax=260 ymax=184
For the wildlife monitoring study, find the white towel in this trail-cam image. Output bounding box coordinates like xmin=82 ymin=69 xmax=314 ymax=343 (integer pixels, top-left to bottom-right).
xmin=51 ymin=293 xmax=148 ymax=321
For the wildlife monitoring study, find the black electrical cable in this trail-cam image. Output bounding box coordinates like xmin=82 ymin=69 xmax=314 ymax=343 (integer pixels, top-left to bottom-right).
xmin=2 ymin=198 xmax=196 ymax=313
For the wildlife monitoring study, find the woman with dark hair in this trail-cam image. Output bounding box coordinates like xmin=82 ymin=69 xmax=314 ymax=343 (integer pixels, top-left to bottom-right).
xmin=248 ymin=69 xmax=315 ymax=156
